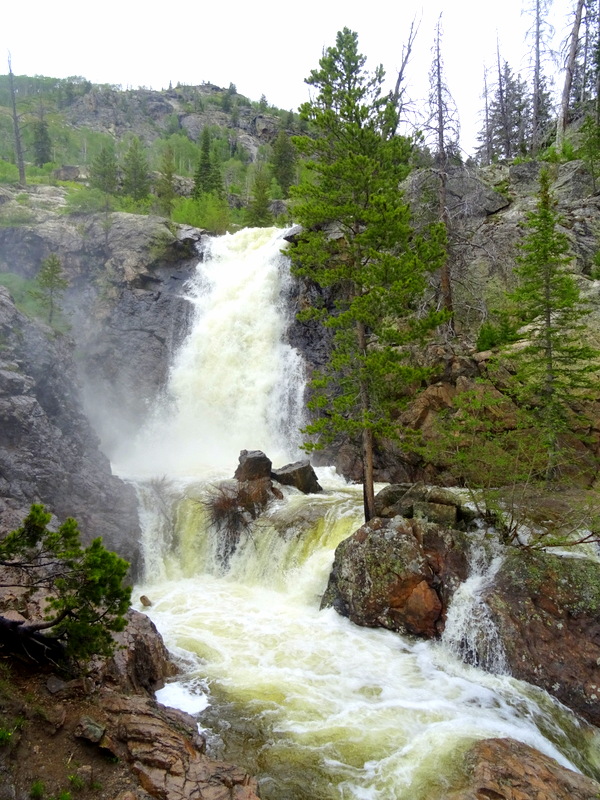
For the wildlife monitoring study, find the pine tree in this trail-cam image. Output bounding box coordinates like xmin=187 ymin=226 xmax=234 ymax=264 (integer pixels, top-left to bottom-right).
xmin=122 ymin=137 xmax=150 ymax=201
xmin=270 ymin=129 xmax=296 ymax=197
xmin=0 ymin=504 xmax=131 ymax=663
xmin=90 ymin=144 xmax=118 ymax=196
xmin=32 ymin=119 xmax=52 ymax=167
xmin=155 ymin=145 xmax=176 ymax=217
xmin=193 ymin=128 xmax=223 ymax=198
xmin=476 ymin=56 xmax=531 ymax=162
xmin=33 ymin=253 xmax=68 ymax=325
xmin=245 ymin=164 xmax=272 ymax=227
xmin=290 ymin=28 xmax=446 ymax=521
xmin=508 ymin=169 xmax=598 ymax=477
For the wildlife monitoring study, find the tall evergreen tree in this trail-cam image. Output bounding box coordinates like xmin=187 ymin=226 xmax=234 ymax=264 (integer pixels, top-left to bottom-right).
xmin=8 ymin=55 xmax=25 ymax=184
xmin=122 ymin=136 xmax=150 ymax=201
xmin=270 ymin=129 xmax=296 ymax=197
xmin=245 ymin=164 xmax=272 ymax=227
xmin=32 ymin=117 xmax=52 ymax=167
xmin=477 ymin=55 xmax=531 ymax=162
xmin=290 ymin=28 xmax=446 ymax=521
xmin=33 ymin=253 xmax=68 ymax=325
xmin=155 ymin=145 xmax=177 ymax=217
xmin=89 ymin=144 xmax=118 ymax=196
xmin=193 ymin=128 xmax=223 ymax=198
xmin=508 ymin=169 xmax=598 ymax=477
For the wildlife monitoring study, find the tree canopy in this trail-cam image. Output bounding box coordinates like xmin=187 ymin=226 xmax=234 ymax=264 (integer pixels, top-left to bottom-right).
xmin=0 ymin=505 xmax=131 ymax=664
xmin=290 ymin=27 xmax=446 ymax=521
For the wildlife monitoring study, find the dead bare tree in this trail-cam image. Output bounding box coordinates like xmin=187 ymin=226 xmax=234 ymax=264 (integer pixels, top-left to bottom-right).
xmin=7 ymin=54 xmax=26 ymax=184
xmin=557 ymin=0 xmax=585 ymax=149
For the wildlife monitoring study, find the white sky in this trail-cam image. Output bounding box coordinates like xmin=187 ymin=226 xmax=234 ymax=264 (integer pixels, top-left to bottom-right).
xmin=1 ymin=0 xmax=575 ymax=156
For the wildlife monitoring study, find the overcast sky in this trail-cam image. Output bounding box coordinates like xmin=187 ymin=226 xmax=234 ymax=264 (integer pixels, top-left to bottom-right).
xmin=2 ymin=0 xmax=574 ymax=156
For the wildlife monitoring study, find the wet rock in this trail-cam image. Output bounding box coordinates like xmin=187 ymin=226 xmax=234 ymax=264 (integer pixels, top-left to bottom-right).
xmin=321 ymin=516 xmax=470 ymax=638
xmin=234 ymin=450 xmax=272 ymax=481
xmin=373 ymin=483 xmax=474 ymax=526
xmin=440 ymin=737 xmax=600 ymax=800
xmin=98 ymin=690 xmax=260 ymax=800
xmin=0 ymin=287 xmax=141 ymax=567
xmin=483 ymin=549 xmax=600 ymax=727
xmin=98 ymin=609 xmax=177 ymax=695
xmin=271 ymin=460 xmax=322 ymax=494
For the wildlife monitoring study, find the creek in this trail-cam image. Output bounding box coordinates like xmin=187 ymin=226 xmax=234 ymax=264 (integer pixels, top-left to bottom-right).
xmin=116 ymin=227 xmax=600 ymax=799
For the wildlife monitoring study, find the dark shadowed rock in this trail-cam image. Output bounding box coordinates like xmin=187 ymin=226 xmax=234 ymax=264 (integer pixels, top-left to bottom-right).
xmin=321 ymin=516 xmax=470 ymax=638
xmin=438 ymin=738 xmax=600 ymax=800
xmin=0 ymin=287 xmax=140 ymax=568
xmin=234 ymin=449 xmax=272 ymax=481
xmin=483 ymin=549 xmax=600 ymax=727
xmin=271 ymin=460 xmax=323 ymax=493
xmin=98 ymin=609 xmax=177 ymax=694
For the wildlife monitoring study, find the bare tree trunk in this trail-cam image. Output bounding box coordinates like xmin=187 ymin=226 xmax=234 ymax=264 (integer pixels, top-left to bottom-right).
xmin=8 ymin=55 xmax=26 ymax=185
xmin=482 ymin=68 xmax=492 ymax=165
xmin=387 ymin=18 xmax=418 ymax=137
xmin=434 ymin=29 xmax=454 ymax=325
xmin=557 ymin=0 xmax=585 ymax=149
xmin=357 ymin=321 xmax=375 ymax=522
xmin=496 ymin=43 xmax=512 ymax=159
xmin=532 ymin=0 xmax=542 ymax=154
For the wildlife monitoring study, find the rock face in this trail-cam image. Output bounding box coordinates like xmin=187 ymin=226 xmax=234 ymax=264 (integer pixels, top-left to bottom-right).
xmin=0 ymin=191 xmax=203 ymax=453
xmin=88 ymin=691 xmax=261 ymax=800
xmin=440 ymin=737 xmax=600 ymax=800
xmin=0 ymin=286 xmax=140 ymax=566
xmin=483 ymin=549 xmax=600 ymax=727
xmin=321 ymin=516 xmax=470 ymax=637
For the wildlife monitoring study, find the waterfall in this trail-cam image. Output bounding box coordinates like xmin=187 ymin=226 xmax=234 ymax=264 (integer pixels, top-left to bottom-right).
xmin=115 ymin=226 xmax=305 ymax=479
xmin=442 ymin=547 xmax=509 ymax=674
xmin=117 ymin=228 xmax=600 ymax=800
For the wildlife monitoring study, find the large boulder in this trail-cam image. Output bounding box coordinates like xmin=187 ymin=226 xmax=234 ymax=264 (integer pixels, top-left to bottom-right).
xmin=483 ymin=549 xmax=600 ymax=727
xmin=321 ymin=516 xmax=470 ymax=637
xmin=438 ymin=737 xmax=600 ymax=800
xmin=80 ymin=690 xmax=261 ymax=800
xmin=234 ymin=449 xmax=272 ymax=481
xmin=271 ymin=459 xmax=322 ymax=494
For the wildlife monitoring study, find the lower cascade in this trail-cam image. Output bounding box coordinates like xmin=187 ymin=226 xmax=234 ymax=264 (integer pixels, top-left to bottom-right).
xmin=119 ymin=228 xmax=600 ymax=799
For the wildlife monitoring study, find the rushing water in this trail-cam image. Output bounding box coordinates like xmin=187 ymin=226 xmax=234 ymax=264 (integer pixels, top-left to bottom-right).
xmin=118 ymin=228 xmax=600 ymax=799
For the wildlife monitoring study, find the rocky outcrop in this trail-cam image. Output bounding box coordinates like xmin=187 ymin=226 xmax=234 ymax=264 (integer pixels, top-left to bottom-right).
xmin=0 ymin=190 xmax=203 ymax=452
xmin=82 ymin=691 xmax=260 ymax=800
xmin=0 ymin=286 xmax=140 ymax=566
xmin=321 ymin=516 xmax=470 ymax=637
xmin=234 ymin=449 xmax=273 ymax=481
xmin=482 ymin=549 xmax=600 ymax=727
xmin=99 ymin=609 xmax=178 ymax=694
xmin=271 ymin=459 xmax=322 ymax=494
xmin=439 ymin=737 xmax=600 ymax=800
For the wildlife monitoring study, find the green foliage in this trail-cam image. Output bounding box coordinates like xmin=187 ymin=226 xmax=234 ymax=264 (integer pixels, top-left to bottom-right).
xmin=68 ymin=775 xmax=85 ymax=792
xmin=0 ymin=505 xmax=131 ymax=662
xmin=290 ymin=28 xmax=446 ymax=519
xmin=0 ymin=727 xmax=12 ymax=745
xmin=155 ymin=145 xmax=177 ymax=217
xmin=172 ymin=193 xmax=233 ymax=234
xmin=270 ymin=129 xmax=296 ymax=196
xmin=507 ymin=169 xmax=599 ymax=475
xmin=0 ymin=272 xmax=44 ymax=318
xmin=32 ymin=119 xmax=52 ymax=167
xmin=122 ymin=136 xmax=150 ymax=201
xmin=475 ymin=314 xmax=518 ymax=350
xmin=31 ymin=253 xmax=68 ymax=325
xmin=89 ymin=144 xmax=118 ymax=197
xmin=30 ymin=781 xmax=45 ymax=800
xmin=193 ymin=128 xmax=223 ymax=198
xmin=0 ymin=160 xmax=19 ymax=184
xmin=0 ymin=204 xmax=34 ymax=226
xmin=63 ymin=186 xmax=110 ymax=214
xmin=245 ymin=165 xmax=273 ymax=227
xmin=578 ymin=115 xmax=600 ymax=191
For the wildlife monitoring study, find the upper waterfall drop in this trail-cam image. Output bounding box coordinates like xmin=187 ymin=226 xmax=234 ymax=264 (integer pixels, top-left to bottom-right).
xmin=116 ymin=227 xmax=306 ymax=480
